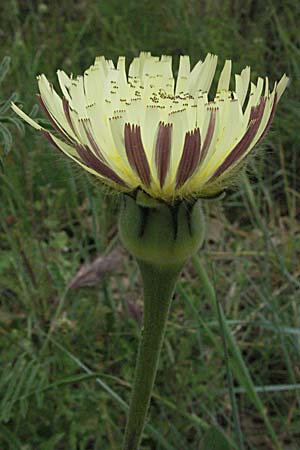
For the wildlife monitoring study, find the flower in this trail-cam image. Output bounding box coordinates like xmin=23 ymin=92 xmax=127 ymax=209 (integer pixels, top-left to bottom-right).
xmin=12 ymin=52 xmax=288 ymax=201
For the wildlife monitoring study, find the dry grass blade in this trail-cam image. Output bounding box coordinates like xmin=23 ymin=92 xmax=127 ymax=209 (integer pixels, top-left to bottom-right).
xmin=68 ymin=247 xmax=125 ymax=289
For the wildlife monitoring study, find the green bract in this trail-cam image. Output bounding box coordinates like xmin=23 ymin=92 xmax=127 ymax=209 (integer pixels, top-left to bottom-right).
xmin=119 ymin=193 xmax=205 ymax=267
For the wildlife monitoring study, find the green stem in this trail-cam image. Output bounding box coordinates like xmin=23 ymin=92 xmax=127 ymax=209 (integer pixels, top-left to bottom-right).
xmin=123 ymin=260 xmax=182 ymax=450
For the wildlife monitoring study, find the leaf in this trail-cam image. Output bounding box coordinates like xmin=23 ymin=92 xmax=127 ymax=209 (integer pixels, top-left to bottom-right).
xmin=0 ymin=250 xmax=13 ymax=273
xmin=0 ymin=115 xmax=25 ymax=134
xmin=40 ymin=433 xmax=65 ymax=450
xmin=0 ymin=424 xmax=22 ymax=450
xmin=0 ymin=355 xmax=47 ymax=422
xmin=0 ymin=122 xmax=13 ymax=154
xmin=0 ymin=92 xmax=19 ymax=114
xmin=0 ymin=56 xmax=10 ymax=85
xmin=200 ymin=426 xmax=232 ymax=450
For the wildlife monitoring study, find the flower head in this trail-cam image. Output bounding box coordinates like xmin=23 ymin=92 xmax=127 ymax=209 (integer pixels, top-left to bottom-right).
xmin=12 ymin=52 xmax=288 ymax=201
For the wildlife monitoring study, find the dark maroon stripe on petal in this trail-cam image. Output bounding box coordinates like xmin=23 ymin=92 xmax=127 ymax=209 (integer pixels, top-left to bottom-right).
xmin=41 ymin=130 xmax=127 ymax=188
xmin=210 ymin=98 xmax=266 ymax=181
xmin=176 ymin=128 xmax=201 ymax=188
xmin=199 ymin=108 xmax=216 ymax=163
xmin=255 ymin=93 xmax=277 ymax=146
xmin=124 ymin=123 xmax=151 ymax=187
xmin=81 ymin=119 xmax=104 ymax=160
xmin=63 ymin=100 xmax=105 ymax=161
xmin=155 ymin=122 xmax=172 ymax=188
xmin=135 ymin=128 xmax=151 ymax=186
xmin=62 ymin=97 xmax=76 ymax=135
xmin=41 ymin=129 xmax=85 ymax=165
xmin=37 ymin=94 xmax=74 ymax=146
xmin=40 ymin=129 xmax=67 ymax=154
xmin=75 ymin=144 xmax=127 ymax=187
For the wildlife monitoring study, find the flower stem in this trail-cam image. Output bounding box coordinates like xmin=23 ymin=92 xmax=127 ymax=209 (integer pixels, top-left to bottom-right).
xmin=122 ymin=260 xmax=182 ymax=450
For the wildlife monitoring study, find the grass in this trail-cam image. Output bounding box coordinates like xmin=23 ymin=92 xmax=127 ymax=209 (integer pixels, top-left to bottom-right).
xmin=0 ymin=0 xmax=300 ymax=448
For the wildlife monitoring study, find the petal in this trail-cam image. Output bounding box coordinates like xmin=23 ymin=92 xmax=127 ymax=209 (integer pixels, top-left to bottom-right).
xmin=37 ymin=74 xmax=76 ymax=138
xmin=175 ymin=55 xmax=191 ymax=95
xmin=276 ymin=74 xmax=289 ymax=101
xmin=168 ymin=108 xmax=189 ymax=180
xmin=37 ymin=94 xmax=74 ymax=145
xmin=235 ymin=66 xmax=251 ymax=108
xmin=11 ymin=103 xmax=42 ymax=130
xmin=217 ymin=60 xmax=232 ymax=92
xmin=199 ymin=107 xmax=217 ymax=163
xmin=209 ymin=97 xmax=266 ymax=180
xmin=187 ymin=53 xmax=218 ymax=95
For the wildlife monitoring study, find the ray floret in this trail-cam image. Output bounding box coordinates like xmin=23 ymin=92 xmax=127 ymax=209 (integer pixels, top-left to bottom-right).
xmin=12 ymin=53 xmax=289 ymax=201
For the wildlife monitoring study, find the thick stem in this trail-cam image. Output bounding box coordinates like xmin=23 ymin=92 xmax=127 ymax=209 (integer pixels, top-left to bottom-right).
xmin=122 ymin=261 xmax=182 ymax=450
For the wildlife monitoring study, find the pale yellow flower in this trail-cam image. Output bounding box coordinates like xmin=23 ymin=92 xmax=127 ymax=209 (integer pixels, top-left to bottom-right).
xmin=12 ymin=52 xmax=288 ymax=201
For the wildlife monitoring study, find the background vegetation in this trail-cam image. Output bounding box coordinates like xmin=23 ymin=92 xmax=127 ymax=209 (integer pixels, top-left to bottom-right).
xmin=0 ymin=0 xmax=299 ymax=449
